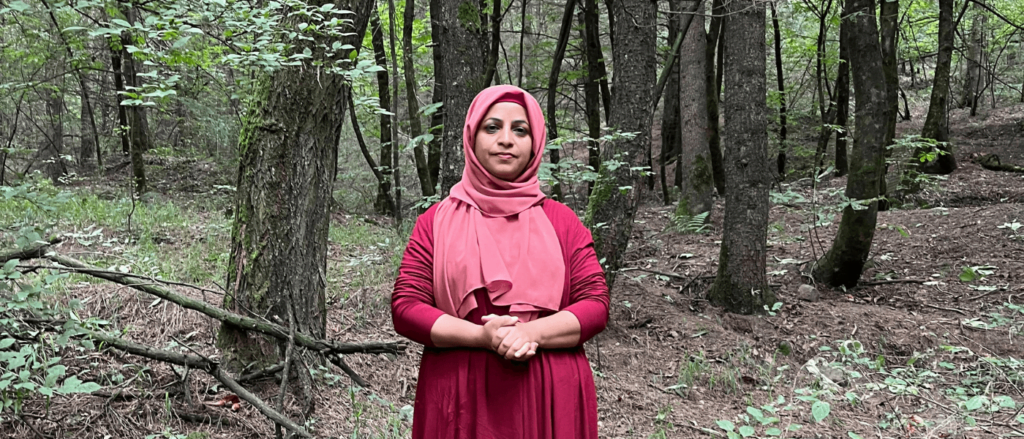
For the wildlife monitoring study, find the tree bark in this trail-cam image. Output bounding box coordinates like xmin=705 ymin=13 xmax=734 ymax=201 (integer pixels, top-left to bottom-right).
xmin=43 ymin=85 xmax=67 ymax=184
xmin=919 ymin=0 xmax=957 ymax=174
xmin=219 ymin=0 xmax=373 ymax=368
xmin=812 ymin=0 xmax=889 ymax=288
xmin=580 ymin=3 xmax=604 ymax=197
xmin=584 ymin=0 xmax=656 ymax=288
xmin=770 ymin=3 xmax=788 ymax=177
xmin=388 ymin=0 xmax=404 ymax=224
xmin=706 ymin=0 xmax=775 ymax=314
xmin=879 ymin=0 xmax=898 ymax=209
xmin=545 ymin=0 xmax=577 ymax=201
xmin=427 ymin=1 xmax=445 ymax=191
xmin=961 ymin=4 xmax=985 ymax=112
xmin=371 ymin=15 xmax=395 ymax=216
xmin=402 ymin=0 xmax=434 ymax=197
xmin=834 ymin=31 xmax=850 ymax=177
xmin=705 ymin=0 xmax=726 ymax=195
xmin=434 ymin=0 xmax=491 ymax=197
xmin=676 ymin=0 xmax=712 ymax=217
xmin=660 ymin=0 xmax=682 ymax=204
xmin=582 ymin=0 xmax=612 ymax=124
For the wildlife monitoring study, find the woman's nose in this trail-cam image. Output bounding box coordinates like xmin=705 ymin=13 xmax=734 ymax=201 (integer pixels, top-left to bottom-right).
xmin=497 ymin=128 xmax=513 ymax=146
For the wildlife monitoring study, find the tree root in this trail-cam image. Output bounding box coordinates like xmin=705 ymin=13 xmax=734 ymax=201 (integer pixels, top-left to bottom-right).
xmin=973 ymin=153 xmax=1024 ymax=173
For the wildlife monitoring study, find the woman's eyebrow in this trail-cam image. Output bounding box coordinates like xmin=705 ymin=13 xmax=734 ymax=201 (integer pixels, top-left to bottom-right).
xmin=484 ymin=117 xmax=504 ymax=124
xmin=511 ymin=119 xmax=529 ymax=125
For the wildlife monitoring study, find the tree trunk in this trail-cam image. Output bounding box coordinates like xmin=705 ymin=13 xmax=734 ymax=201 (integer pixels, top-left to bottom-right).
xmin=219 ymin=0 xmax=373 ymax=368
xmin=371 ymin=14 xmax=395 ymax=216
xmin=402 ymin=0 xmax=434 ymax=197
xmin=919 ymin=0 xmax=957 ymax=174
xmin=79 ymin=80 xmax=98 ymax=175
xmin=387 ymin=0 xmax=404 ymax=224
xmin=705 ymin=0 xmax=726 ymax=195
xmin=961 ymin=6 xmax=985 ymax=111
xmin=43 ymin=88 xmax=67 ymax=184
xmin=582 ymin=0 xmax=612 ymax=124
xmin=834 ymin=32 xmax=850 ymax=177
xmin=811 ymin=0 xmax=889 ymax=288
xmin=770 ymin=2 xmax=787 ymax=177
xmin=584 ymin=0 xmax=656 ymax=288
xmin=482 ymin=0 xmax=501 ymax=87
xmin=349 ymin=92 xmax=397 ymax=216
xmin=676 ymin=0 xmax=712 ymax=217
xmin=434 ymin=0 xmax=491 ymax=197
xmin=427 ymin=2 xmax=445 ymax=191
xmin=545 ymin=0 xmax=577 ymax=201
xmin=660 ymin=0 xmax=683 ymax=204
xmin=706 ymin=0 xmax=775 ymax=314
xmin=879 ymin=0 xmax=898 ymax=209
xmin=580 ymin=3 xmax=604 ymax=197
xmin=108 ymin=40 xmax=130 ymax=157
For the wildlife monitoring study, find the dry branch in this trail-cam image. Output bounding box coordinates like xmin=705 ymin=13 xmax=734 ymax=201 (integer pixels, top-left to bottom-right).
xmin=41 ymin=253 xmax=406 ymax=358
xmin=0 ymin=239 xmax=60 ymax=263
xmin=82 ymin=328 xmax=312 ymax=438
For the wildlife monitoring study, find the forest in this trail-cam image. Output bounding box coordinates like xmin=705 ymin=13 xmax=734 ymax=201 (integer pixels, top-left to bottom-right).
xmin=1 ymin=0 xmax=1023 ymax=435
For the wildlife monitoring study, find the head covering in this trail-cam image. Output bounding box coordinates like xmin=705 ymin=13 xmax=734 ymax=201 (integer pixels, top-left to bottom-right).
xmin=432 ymin=85 xmax=566 ymax=322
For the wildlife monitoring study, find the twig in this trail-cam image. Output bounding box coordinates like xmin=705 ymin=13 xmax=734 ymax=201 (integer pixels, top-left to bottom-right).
xmin=329 ymin=354 xmax=367 ymax=388
xmin=275 ymin=301 xmax=297 ymax=439
xmin=17 ymin=414 xmax=51 ymax=439
xmin=238 ymin=363 xmax=285 ymax=384
xmin=684 ymin=422 xmax=724 ymax=437
xmin=921 ymin=303 xmax=969 ymax=316
xmin=964 ymin=288 xmax=1002 ymax=301
xmin=82 ymin=328 xmax=312 ymax=438
xmin=621 ymin=266 xmax=689 ymax=280
xmin=19 ymin=264 xmax=225 ymax=296
xmin=172 ymin=408 xmax=236 ymax=427
xmin=859 ymin=278 xmax=929 ymax=286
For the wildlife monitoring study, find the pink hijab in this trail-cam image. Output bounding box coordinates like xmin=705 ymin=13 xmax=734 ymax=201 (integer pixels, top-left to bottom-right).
xmin=432 ymin=85 xmax=565 ymax=322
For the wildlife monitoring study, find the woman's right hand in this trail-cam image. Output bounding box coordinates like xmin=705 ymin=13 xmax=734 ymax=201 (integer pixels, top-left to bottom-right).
xmin=481 ymin=314 xmax=539 ymax=361
xmin=480 ymin=314 xmax=518 ymax=350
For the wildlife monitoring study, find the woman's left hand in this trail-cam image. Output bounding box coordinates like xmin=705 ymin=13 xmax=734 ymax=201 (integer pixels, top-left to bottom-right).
xmin=496 ymin=323 xmax=541 ymax=361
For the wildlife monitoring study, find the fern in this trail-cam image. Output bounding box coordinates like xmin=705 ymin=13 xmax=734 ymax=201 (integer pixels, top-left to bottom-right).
xmin=670 ymin=211 xmax=710 ymax=234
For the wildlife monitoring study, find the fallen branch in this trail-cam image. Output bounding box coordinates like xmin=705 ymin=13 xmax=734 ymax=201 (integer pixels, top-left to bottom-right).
xmin=238 ymin=362 xmax=285 ymax=384
xmin=0 ymin=239 xmax=60 ymax=263
xmin=974 ymin=154 xmax=1024 ymax=173
xmin=83 ymin=328 xmax=312 ymax=438
xmin=42 ymin=254 xmax=406 ymax=358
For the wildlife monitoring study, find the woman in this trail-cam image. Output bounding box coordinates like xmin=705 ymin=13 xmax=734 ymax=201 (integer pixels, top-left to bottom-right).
xmin=392 ymin=85 xmax=610 ymax=438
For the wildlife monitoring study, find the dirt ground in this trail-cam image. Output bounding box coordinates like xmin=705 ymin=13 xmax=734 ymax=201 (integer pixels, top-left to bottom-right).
xmin=4 ymin=104 xmax=1024 ymax=438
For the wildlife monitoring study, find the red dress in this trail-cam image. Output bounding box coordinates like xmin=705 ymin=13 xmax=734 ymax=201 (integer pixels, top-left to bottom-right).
xmin=392 ymin=199 xmax=610 ymax=439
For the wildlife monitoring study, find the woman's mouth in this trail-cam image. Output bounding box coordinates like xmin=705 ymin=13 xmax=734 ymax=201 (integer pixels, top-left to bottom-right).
xmin=496 ymin=153 xmax=515 ymax=159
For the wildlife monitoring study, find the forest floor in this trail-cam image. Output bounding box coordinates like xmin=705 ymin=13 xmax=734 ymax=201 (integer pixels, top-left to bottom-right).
xmin=3 ymin=104 xmax=1024 ymax=439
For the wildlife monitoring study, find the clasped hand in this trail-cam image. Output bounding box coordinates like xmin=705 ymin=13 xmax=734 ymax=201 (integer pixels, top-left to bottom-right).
xmin=480 ymin=314 xmax=540 ymax=361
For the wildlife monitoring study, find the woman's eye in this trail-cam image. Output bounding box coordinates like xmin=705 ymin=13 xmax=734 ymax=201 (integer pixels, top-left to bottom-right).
xmin=513 ymin=127 xmax=528 ymax=136
xmin=485 ymin=125 xmax=499 ymax=133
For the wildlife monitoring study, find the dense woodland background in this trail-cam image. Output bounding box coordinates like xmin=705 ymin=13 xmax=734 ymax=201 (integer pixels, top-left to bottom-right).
xmin=1 ymin=0 xmax=1024 ymax=436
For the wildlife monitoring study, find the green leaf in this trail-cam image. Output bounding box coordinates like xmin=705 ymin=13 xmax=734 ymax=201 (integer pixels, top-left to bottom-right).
xmin=747 ymin=406 xmax=764 ymax=421
xmin=765 ymin=428 xmax=782 ymax=436
xmin=738 ymin=425 xmax=755 ymax=437
xmin=57 ymin=376 xmax=101 ymax=394
xmin=9 ymin=0 xmax=30 ymax=12
xmin=716 ymin=420 xmax=736 ymax=431
xmin=811 ymin=401 xmax=830 ymax=423
xmin=0 ymin=339 xmax=14 ymax=349
xmin=112 ymin=18 xmax=131 ymax=28
xmin=173 ymin=36 xmax=192 ymax=49
xmin=964 ymin=396 xmax=986 ymax=411
xmin=848 ymin=432 xmax=864 ymax=439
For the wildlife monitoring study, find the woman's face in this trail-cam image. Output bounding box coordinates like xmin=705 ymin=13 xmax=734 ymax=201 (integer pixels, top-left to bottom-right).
xmin=473 ymin=102 xmax=533 ymax=181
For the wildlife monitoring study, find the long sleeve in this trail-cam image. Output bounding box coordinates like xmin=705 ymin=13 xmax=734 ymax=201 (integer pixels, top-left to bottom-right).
xmin=544 ymin=201 xmax=610 ymax=346
xmin=392 ymin=205 xmax=446 ymax=347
